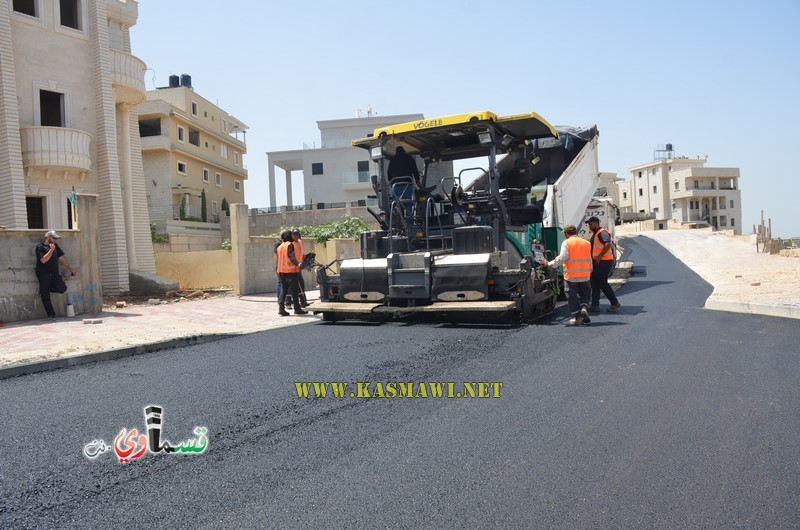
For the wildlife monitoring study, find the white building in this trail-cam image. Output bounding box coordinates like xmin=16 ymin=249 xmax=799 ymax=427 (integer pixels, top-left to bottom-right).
xmin=1 ymin=0 xmax=155 ymax=291
xmin=617 ymin=149 xmax=742 ymax=234
xmin=266 ymin=113 xmax=423 ymax=209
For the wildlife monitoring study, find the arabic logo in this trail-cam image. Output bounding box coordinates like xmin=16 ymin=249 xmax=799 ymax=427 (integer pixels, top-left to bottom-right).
xmin=83 ymin=405 xmax=208 ymax=464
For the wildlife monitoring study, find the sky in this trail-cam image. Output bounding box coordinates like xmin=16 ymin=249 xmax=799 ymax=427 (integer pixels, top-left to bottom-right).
xmin=131 ymin=0 xmax=800 ymax=238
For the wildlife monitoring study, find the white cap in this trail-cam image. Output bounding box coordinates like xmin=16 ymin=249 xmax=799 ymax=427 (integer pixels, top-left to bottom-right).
xmin=45 ymin=230 xmax=61 ymax=239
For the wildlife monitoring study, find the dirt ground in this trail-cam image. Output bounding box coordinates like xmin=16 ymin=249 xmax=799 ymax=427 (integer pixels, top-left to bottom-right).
xmin=624 ymin=231 xmax=800 ymax=308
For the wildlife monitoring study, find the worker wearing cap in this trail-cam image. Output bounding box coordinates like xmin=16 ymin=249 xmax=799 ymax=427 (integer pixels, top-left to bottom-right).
xmin=291 ymin=228 xmax=309 ymax=307
xmin=538 ymin=224 xmax=593 ymax=325
xmin=587 ymin=216 xmax=621 ymax=313
xmin=35 ymin=230 xmax=76 ymax=319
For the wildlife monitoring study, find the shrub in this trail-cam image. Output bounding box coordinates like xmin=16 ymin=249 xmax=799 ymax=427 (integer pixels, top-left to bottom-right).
xmin=150 ymin=221 xmax=169 ymax=243
xmin=277 ymin=216 xmax=370 ymax=245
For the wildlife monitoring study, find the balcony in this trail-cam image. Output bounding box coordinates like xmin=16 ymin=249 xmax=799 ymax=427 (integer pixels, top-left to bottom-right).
xmin=106 ymin=0 xmax=138 ymax=26
xmin=140 ymin=134 xmax=172 ymax=151
xmin=20 ymin=127 xmax=91 ymax=178
xmin=110 ymin=49 xmax=146 ymax=105
xmin=342 ymin=171 xmax=372 ymax=191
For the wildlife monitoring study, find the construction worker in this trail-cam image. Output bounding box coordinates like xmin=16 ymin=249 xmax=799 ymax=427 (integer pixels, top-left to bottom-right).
xmin=291 ymin=228 xmax=309 ymax=307
xmin=539 ymin=224 xmax=593 ymax=325
xmin=387 ymin=146 xmax=419 ymax=229
xmin=276 ymin=230 xmax=307 ymax=316
xmin=587 ymin=216 xmax=621 ymax=313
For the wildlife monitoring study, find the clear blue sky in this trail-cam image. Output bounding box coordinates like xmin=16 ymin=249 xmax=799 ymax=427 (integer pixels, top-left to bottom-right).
xmin=131 ymin=0 xmax=800 ymax=237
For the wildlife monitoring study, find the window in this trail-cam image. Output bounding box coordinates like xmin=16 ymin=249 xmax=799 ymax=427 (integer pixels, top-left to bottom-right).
xmin=638 ymin=188 xmax=643 ymax=196
xmin=672 ymin=202 xmax=677 ymax=210
xmin=712 ymin=199 xmax=717 ymax=210
xmin=203 ymin=168 xmax=210 ymax=183
xmin=731 ymin=218 xmax=735 ymax=227
xmin=674 ymin=181 xmax=679 ymax=191
xmin=720 ymin=217 xmax=727 ymax=227
xmin=211 ymin=201 xmax=218 ymax=216
xmin=357 ymin=160 xmax=370 ymax=182
xmin=234 ymin=180 xmax=241 ymax=192
xmin=26 ymin=197 xmax=45 ymax=229
xmin=215 ymin=172 xmax=221 ymax=187
xmin=654 ymin=207 xmax=659 ymax=214
xmin=177 ymin=161 xmax=187 ymax=175
xmin=221 ymin=119 xmax=227 ymax=133
xmin=59 ymin=0 xmax=81 ymax=30
xmin=651 ymin=168 xmax=657 ymax=175
xmin=188 ymin=128 xmax=200 ymax=146
xmin=312 ymin=163 xmax=323 ymax=175
xmin=139 ymin=119 xmax=161 ymax=137
xmin=177 ymin=125 xmax=185 ymax=143
xmin=191 ymin=101 xmax=198 ymax=116
xmin=203 ymin=111 xmax=207 ymax=118
xmin=730 ymin=200 xmax=734 ymax=208
xmin=694 ymin=180 xmax=699 ymax=189
xmin=234 ymin=152 xmax=239 ymax=166
xmin=622 ymin=191 xmax=627 ymax=200
xmin=720 ymin=200 xmax=726 ymax=210
xmin=637 ymin=171 xmax=642 ymax=178
xmin=220 ymin=144 xmax=228 ymax=159
xmin=40 ymin=90 xmax=65 ymax=127
xmin=13 ymin=0 xmax=37 ymax=17
xmin=652 ymin=185 xmax=657 ymax=194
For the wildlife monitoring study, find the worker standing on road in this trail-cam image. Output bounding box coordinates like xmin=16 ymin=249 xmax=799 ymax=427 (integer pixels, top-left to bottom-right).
xmin=276 ymin=230 xmax=307 ymax=316
xmin=587 ymin=216 xmax=621 ymax=313
xmin=539 ymin=224 xmax=593 ymax=325
xmin=291 ymin=228 xmax=309 ymax=307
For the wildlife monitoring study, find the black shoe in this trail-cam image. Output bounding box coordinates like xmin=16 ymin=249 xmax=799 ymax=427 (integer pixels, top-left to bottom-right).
xmin=294 ymin=308 xmax=308 ymax=315
xmin=278 ymin=308 xmax=290 ymax=316
xmin=588 ymin=306 xmax=601 ymax=313
xmin=580 ymin=307 xmax=591 ymax=324
xmin=607 ymin=303 xmax=621 ymax=313
xmin=300 ymin=302 xmax=310 ymax=308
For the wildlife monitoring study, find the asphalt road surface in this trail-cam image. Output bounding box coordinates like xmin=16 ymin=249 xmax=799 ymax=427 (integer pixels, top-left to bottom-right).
xmin=1 ymin=237 xmax=798 ymax=528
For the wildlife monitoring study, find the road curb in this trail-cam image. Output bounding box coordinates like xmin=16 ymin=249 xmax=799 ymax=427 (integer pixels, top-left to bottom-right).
xmin=0 ymin=333 xmax=238 ymax=381
xmin=705 ymin=300 xmax=800 ymax=320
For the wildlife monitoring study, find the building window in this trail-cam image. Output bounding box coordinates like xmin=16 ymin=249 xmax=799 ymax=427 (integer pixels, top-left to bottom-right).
xmin=234 ymin=180 xmax=241 ymax=192
xmin=215 ymin=172 xmax=221 ymax=187
xmin=638 ymin=171 xmax=642 ymax=178
xmin=177 ymin=161 xmax=187 ymax=175
xmin=312 ymin=163 xmax=323 ymax=175
xmin=191 ymin=101 xmax=198 ymax=116
xmin=672 ymin=202 xmax=676 ymax=210
xmin=59 ymin=0 xmax=81 ymax=30
xmin=654 ymin=207 xmax=659 ymax=215
xmin=40 ymin=90 xmax=65 ymax=127
xmin=694 ymin=180 xmax=699 ymax=189
xmin=234 ymin=152 xmax=239 ymax=166
xmin=674 ymin=181 xmax=679 ymax=191
xmin=357 ymin=160 xmax=370 ymax=182
xmin=177 ymin=125 xmax=185 ymax=143
xmin=13 ymin=0 xmax=37 ymax=17
xmin=211 ymin=201 xmax=218 ymax=216
xmin=139 ymin=119 xmax=161 ymax=137
xmin=188 ymin=128 xmax=200 ymax=146
xmin=204 ymin=111 xmax=207 ymax=118
xmin=221 ymin=119 xmax=227 ymax=133
xmin=730 ymin=200 xmax=734 ymax=208
xmin=712 ymin=198 xmax=717 ymax=210
xmin=652 ymin=168 xmax=657 ymax=175
xmin=731 ymin=218 xmax=735 ymax=227
xmin=622 ymin=191 xmax=627 ymax=200
xmin=203 ymin=168 xmax=210 ymax=183
xmin=720 ymin=217 xmax=727 ymax=227
xmin=638 ymin=188 xmax=643 ymax=196
xmin=652 ymin=185 xmax=657 ymax=194
xmin=26 ymin=196 xmax=45 ymax=229
xmin=220 ymin=144 xmax=228 ymax=159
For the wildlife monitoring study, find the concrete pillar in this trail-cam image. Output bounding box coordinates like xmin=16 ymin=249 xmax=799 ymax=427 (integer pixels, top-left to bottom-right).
xmin=285 ymin=169 xmax=293 ymax=206
xmin=268 ymin=162 xmax=277 ymax=209
xmin=118 ymin=103 xmax=138 ymax=269
xmin=75 ymin=194 xmax=103 ymax=314
xmin=230 ymin=203 xmax=249 ymax=296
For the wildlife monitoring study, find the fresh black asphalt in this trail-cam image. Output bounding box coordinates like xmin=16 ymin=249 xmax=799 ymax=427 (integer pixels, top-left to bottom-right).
xmin=1 ymin=236 xmax=798 ymax=528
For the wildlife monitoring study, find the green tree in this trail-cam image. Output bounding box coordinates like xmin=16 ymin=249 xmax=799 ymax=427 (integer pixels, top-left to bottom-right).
xmin=221 ymin=197 xmax=229 ymax=216
xmin=179 ymin=198 xmax=186 ymax=220
xmin=201 ymin=189 xmax=208 ymax=222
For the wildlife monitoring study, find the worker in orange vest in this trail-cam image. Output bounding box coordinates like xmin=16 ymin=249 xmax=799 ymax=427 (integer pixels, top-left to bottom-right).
xmin=587 ymin=216 xmax=621 ymax=313
xmin=538 ymin=224 xmax=593 ymax=325
xmin=291 ymin=228 xmax=309 ymax=307
xmin=276 ymin=230 xmax=307 ymax=316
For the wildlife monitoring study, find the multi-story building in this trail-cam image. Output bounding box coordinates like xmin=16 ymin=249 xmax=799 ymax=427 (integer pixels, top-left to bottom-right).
xmin=266 ymin=113 xmax=424 ymax=209
xmin=617 ymin=147 xmax=742 ymax=234
xmin=138 ymin=79 xmax=247 ymax=230
xmin=1 ymin=0 xmax=155 ymax=291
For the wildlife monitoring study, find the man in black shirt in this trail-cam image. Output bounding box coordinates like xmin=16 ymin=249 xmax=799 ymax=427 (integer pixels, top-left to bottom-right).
xmin=35 ymin=230 xmax=76 ymax=318
xmin=387 ymin=146 xmax=420 ymax=228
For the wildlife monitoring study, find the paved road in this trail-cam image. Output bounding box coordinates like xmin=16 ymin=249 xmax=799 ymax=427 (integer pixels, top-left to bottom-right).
xmin=1 ymin=237 xmax=798 ymax=528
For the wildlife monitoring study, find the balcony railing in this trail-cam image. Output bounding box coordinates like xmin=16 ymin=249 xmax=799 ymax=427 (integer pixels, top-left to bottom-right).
xmin=342 ymin=171 xmax=371 ymax=185
xmin=110 ymin=49 xmax=146 ymax=105
xmin=20 ymin=127 xmax=91 ymax=174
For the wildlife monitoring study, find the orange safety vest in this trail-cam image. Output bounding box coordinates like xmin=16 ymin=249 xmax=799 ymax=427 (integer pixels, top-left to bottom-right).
xmin=293 ymin=239 xmax=304 ymax=263
xmin=591 ymin=227 xmax=614 ymax=261
xmin=276 ymin=241 xmax=299 ymax=274
xmin=563 ymin=236 xmax=592 ymax=281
